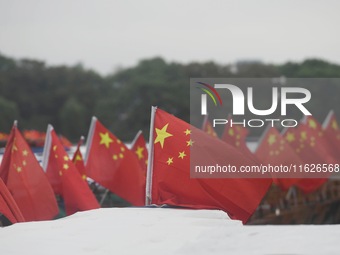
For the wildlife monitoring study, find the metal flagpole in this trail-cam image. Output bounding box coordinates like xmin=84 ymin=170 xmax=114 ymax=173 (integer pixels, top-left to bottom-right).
xmin=41 ymin=124 xmax=53 ymax=172
xmin=145 ymin=106 xmax=157 ymax=205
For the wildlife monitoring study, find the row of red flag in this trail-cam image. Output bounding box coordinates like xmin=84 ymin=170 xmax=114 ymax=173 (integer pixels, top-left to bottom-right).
xmin=0 ymin=108 xmax=339 ymax=226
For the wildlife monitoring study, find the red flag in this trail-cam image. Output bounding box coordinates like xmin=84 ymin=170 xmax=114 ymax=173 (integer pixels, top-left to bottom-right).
xmin=323 ymin=110 xmax=340 ymax=159
xmin=283 ymin=126 xmax=329 ymax=193
xmin=303 ymin=116 xmax=337 ymax=162
xmin=84 ymin=117 xmax=145 ymax=206
xmin=202 ymin=116 xmax=218 ymax=138
xmin=131 ymin=130 xmax=148 ymax=174
xmin=0 ymin=124 xmax=58 ymax=221
xmin=255 ymin=127 xmax=302 ymax=190
xmin=0 ymin=178 xmax=25 ymax=224
xmin=147 ymin=107 xmax=272 ymax=223
xmin=72 ymin=136 xmax=87 ymax=182
xmin=221 ymin=117 xmax=259 ymax=162
xmin=43 ymin=125 xmax=99 ymax=215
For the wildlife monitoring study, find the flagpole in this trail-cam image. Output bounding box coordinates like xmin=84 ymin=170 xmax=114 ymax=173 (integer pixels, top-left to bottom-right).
xmin=41 ymin=124 xmax=53 ymax=171
xmin=145 ymin=106 xmax=157 ymax=205
xmin=130 ymin=130 xmax=142 ymax=149
xmin=84 ymin=116 xmax=97 ymax=165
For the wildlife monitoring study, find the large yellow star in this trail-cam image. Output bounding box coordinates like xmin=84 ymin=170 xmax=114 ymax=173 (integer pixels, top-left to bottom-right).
xmin=135 ymin=146 xmax=144 ymax=159
xmin=99 ymin=132 xmax=113 ymax=148
xmin=268 ymin=134 xmax=276 ymax=146
xmin=285 ymin=132 xmax=295 ymax=143
xmin=75 ymin=154 xmax=82 ymax=161
xmin=332 ymin=120 xmax=338 ymax=130
xmin=154 ymin=124 xmax=173 ymax=148
xmin=228 ymin=128 xmax=235 ymax=136
xmin=308 ymin=119 xmax=317 ymax=129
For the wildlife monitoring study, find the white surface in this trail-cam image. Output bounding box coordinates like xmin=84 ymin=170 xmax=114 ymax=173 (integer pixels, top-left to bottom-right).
xmin=0 ymin=207 xmax=339 ymax=255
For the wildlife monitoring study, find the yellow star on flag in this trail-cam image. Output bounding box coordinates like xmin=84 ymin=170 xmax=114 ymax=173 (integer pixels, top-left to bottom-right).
xmin=22 ymin=149 xmax=28 ymax=156
xmin=268 ymin=134 xmax=276 ymax=145
xmin=332 ymin=120 xmax=338 ymax=130
xmin=300 ymin=131 xmax=307 ymax=141
xmin=154 ymin=123 xmax=173 ymax=148
xmin=286 ymin=132 xmax=295 ymax=143
xmin=166 ymin=157 xmax=173 ymax=165
xmin=100 ymin=132 xmax=113 ymax=148
xmin=178 ymin=151 xmax=186 ymax=159
xmin=308 ymin=119 xmax=317 ymax=129
xmin=228 ymin=128 xmax=234 ymax=136
xmin=184 ymin=129 xmax=191 ymax=136
xmin=75 ymin=154 xmax=82 ymax=161
xmin=63 ymin=163 xmax=69 ymax=170
xmin=186 ymin=139 xmax=194 ymax=147
xmin=135 ymin=146 xmax=144 ymax=159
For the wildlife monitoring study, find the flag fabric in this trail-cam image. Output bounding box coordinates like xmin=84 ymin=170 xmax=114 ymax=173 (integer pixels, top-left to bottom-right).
xmin=323 ymin=110 xmax=340 ymax=160
xmin=255 ymin=127 xmax=302 ymax=191
xmin=0 ymin=178 xmax=25 ymax=224
xmin=72 ymin=136 xmax=87 ymax=182
xmin=147 ymin=107 xmax=272 ymax=223
xmin=303 ymin=116 xmax=338 ymax=162
xmin=130 ymin=130 xmax=148 ymax=174
xmin=84 ymin=117 xmax=145 ymax=206
xmin=283 ymin=126 xmax=329 ymax=193
xmin=202 ymin=116 xmax=218 ymax=138
xmin=0 ymin=124 xmax=58 ymax=221
xmin=221 ymin=116 xmax=258 ymax=162
xmin=43 ymin=125 xmax=99 ymax=215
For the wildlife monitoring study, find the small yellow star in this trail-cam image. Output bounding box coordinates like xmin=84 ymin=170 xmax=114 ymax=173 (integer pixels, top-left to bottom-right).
xmin=53 ymin=145 xmax=57 ymax=151
xmin=113 ymin=154 xmax=118 ymax=160
xmin=186 ymin=139 xmax=194 ymax=147
xmin=166 ymin=157 xmax=173 ymax=165
xmin=135 ymin=146 xmax=144 ymax=159
xmin=22 ymin=160 xmax=27 ymax=166
xmin=16 ymin=166 xmax=22 ymax=173
xmin=184 ymin=129 xmax=191 ymax=136
xmin=178 ymin=151 xmax=186 ymax=159
xmin=99 ymin=132 xmax=113 ymax=148
xmin=82 ymin=174 xmax=87 ymax=180
xmin=22 ymin=150 xmax=28 ymax=156
xmin=63 ymin=155 xmax=69 ymax=161
xmin=119 ymin=153 xmax=124 ymax=159
xmin=300 ymin=131 xmax=307 ymax=141
xmin=63 ymin=163 xmax=69 ymax=170
xmin=154 ymin=124 xmax=173 ymax=148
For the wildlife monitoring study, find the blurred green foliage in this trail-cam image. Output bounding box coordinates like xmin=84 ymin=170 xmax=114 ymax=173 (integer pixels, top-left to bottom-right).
xmin=0 ymin=53 xmax=340 ymax=142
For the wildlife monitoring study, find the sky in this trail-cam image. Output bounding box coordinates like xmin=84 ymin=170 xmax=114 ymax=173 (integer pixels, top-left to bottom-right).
xmin=0 ymin=0 xmax=339 ymax=75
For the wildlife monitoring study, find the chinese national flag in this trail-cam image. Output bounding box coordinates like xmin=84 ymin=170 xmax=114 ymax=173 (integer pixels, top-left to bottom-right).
xmin=85 ymin=117 xmax=145 ymax=206
xmin=148 ymin=107 xmax=272 ymax=223
xmin=131 ymin=130 xmax=148 ymax=174
xmin=43 ymin=126 xmax=99 ymax=215
xmin=202 ymin=116 xmax=218 ymax=138
xmin=255 ymin=127 xmax=302 ymax=190
xmin=303 ymin=116 xmax=337 ymax=162
xmin=283 ymin=126 xmax=329 ymax=193
xmin=72 ymin=137 xmax=87 ymax=182
xmin=0 ymin=178 xmax=25 ymax=224
xmin=323 ymin=110 xmax=340 ymax=160
xmin=221 ymin=117 xmax=259 ymax=162
xmin=0 ymin=124 xmax=58 ymax=221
